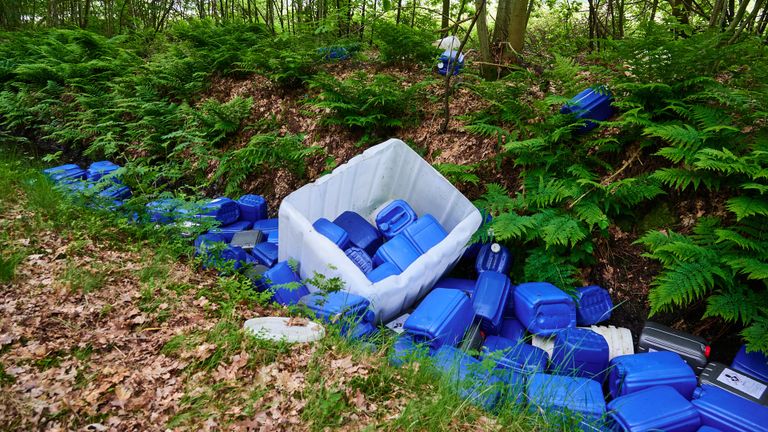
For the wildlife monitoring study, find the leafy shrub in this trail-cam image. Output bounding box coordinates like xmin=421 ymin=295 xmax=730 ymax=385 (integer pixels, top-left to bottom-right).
xmin=214 ymin=133 xmax=320 ymax=196
xmin=374 ymin=22 xmax=441 ymax=65
xmin=307 ymin=72 xmax=429 ymax=140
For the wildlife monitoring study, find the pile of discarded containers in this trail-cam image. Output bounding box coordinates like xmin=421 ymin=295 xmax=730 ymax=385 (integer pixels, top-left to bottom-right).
xmin=43 ymin=161 xmax=131 ymax=207
xmin=43 ymin=131 xmax=768 ymax=431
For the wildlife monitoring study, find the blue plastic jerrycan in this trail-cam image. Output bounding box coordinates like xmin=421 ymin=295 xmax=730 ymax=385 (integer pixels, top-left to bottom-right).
xmin=263 ymin=261 xmax=310 ymax=306
xmin=514 ymin=282 xmax=576 ymax=336
xmin=403 ymin=288 xmax=474 ymax=350
xmin=376 ymin=199 xmax=417 ymax=240
xmin=334 ymin=210 xmax=383 ymax=256
xmin=475 ymin=243 xmax=513 ymax=274
xmin=560 ymin=86 xmax=614 ymax=132
xmin=199 ymin=197 xmax=240 ymax=226
xmin=313 ymin=218 xmax=351 ymax=250
xmin=472 ymin=271 xmax=512 ymax=335
xmin=575 ymin=285 xmax=613 ymax=326
xmin=87 ymin=161 xmax=120 ymax=182
xmin=607 ymin=385 xmax=701 ymax=432
xmin=237 ymin=194 xmax=268 ymax=222
xmin=551 ymin=327 xmax=610 ymax=382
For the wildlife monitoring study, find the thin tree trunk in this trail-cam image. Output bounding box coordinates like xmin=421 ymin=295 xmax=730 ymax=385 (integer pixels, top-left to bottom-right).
xmin=396 ymin=0 xmax=402 ymax=24
xmin=441 ymin=0 xmax=450 ymax=36
xmin=441 ymin=0 xmax=484 ymax=133
xmin=730 ymin=0 xmax=766 ymax=41
xmin=726 ymin=0 xmax=750 ymax=32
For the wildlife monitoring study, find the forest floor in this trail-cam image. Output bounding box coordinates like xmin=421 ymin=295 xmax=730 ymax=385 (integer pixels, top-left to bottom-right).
xmin=0 ymin=57 xmax=742 ymax=429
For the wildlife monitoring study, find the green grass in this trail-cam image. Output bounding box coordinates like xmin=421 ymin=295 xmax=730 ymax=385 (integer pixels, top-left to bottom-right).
xmin=61 ymin=262 xmax=107 ymax=293
xmin=0 ymin=253 xmax=24 ymax=283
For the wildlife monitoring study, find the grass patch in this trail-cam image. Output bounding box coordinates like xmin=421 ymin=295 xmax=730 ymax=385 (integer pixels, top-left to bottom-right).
xmin=61 ymin=262 xmax=106 ymax=293
xmin=0 ymin=253 xmax=25 ymax=283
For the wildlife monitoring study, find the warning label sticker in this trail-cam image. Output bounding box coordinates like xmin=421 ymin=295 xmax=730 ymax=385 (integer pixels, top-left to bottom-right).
xmin=717 ymin=367 xmax=767 ymax=399
xmin=385 ymin=313 xmax=410 ymax=334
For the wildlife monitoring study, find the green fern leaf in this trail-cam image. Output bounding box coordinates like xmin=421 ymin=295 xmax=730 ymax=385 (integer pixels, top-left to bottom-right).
xmin=726 ymin=196 xmax=768 ymax=220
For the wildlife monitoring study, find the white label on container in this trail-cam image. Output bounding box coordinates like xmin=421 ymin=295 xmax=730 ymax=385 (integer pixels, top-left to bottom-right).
xmin=647 ymin=347 xmax=657 ymax=352
xmin=717 ymin=367 xmax=767 ymax=399
xmin=385 ymin=313 xmax=410 ymax=334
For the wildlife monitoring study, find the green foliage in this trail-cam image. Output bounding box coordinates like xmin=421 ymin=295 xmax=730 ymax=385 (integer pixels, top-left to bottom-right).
xmin=308 ymin=72 xmax=429 ymax=139
xmin=214 ymin=132 xmax=319 ymax=196
xmin=637 ymin=217 xmax=768 ymax=351
xmin=434 ymin=163 xmax=480 ymax=185
xmin=374 ymin=22 xmax=441 ymax=65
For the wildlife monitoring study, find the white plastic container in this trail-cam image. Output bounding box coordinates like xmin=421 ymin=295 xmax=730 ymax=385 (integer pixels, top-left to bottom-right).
xmin=279 ymin=139 xmax=482 ymax=323
xmin=532 ymin=325 xmax=633 ymax=360
xmin=587 ymin=325 xmax=634 ymax=360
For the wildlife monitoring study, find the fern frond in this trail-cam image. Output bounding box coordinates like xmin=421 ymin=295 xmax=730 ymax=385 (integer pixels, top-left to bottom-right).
xmin=726 ymin=196 xmax=768 ymax=220
xmin=652 ymin=167 xmax=720 ymax=191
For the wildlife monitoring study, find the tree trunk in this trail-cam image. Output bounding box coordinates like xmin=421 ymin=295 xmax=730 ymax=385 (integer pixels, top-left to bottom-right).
xmin=729 ymin=0 xmax=766 ymax=41
xmin=396 ymin=0 xmax=402 ymax=24
xmin=503 ymin=0 xmax=528 ymax=60
xmin=441 ymin=0 xmax=450 ymax=37
xmin=475 ymin=0 xmax=493 ymax=79
xmin=727 ymin=0 xmax=753 ymax=32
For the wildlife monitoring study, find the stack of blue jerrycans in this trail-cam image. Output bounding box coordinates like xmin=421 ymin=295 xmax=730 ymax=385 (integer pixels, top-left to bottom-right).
xmin=190 ymin=194 xmax=281 ymax=283
xmin=560 ymin=86 xmax=614 ymax=132
xmin=44 ymin=160 xmax=130 ymax=207
xmin=312 ymin=199 xmax=448 ymax=282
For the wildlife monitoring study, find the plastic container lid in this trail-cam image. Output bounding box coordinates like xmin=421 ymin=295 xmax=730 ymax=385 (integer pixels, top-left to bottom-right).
xmin=243 ymin=317 xmax=325 ymax=343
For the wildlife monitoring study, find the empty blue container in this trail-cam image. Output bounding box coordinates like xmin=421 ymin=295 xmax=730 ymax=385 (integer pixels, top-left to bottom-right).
xmin=560 ymin=87 xmax=614 ymax=132
xmin=147 ymin=198 xmax=182 ymax=224
xmin=263 ymin=261 xmax=310 ymax=306
xmin=44 ymin=164 xmax=87 ymax=183
xmin=472 ymin=271 xmax=512 ymax=335
xmin=98 ymin=185 xmax=131 ymax=200
xmin=313 ymin=218 xmax=351 ymax=250
xmin=347 ymin=321 xmax=377 ymax=338
xmin=366 ymin=262 xmax=400 ymax=282
xmin=607 ymin=385 xmax=701 ymax=432
xmin=514 ymin=282 xmax=576 ymax=336
xmin=209 ymin=220 xmax=254 ymax=242
xmin=475 ymin=243 xmax=513 ymax=274
xmin=432 ymin=345 xmax=503 ymax=411
xmin=437 ymin=50 xmax=465 ymax=76
xmin=86 ymin=161 xmax=120 ymax=181
xmin=499 ymin=318 xmax=526 ymax=342
xmin=251 ymin=241 xmax=278 ymax=267
xmin=194 ymin=233 xmax=227 ymax=257
xmin=333 ymin=211 xmax=383 ymax=256
xmin=401 ymin=214 xmax=448 ymax=254
xmin=345 ymin=247 xmax=373 ymax=273
xmin=481 ymin=336 xmax=549 ymax=374
xmin=372 ymin=234 xmax=422 ymax=272
xmin=692 ymin=384 xmax=768 ymax=432
xmin=237 ymin=194 xmax=268 ymax=222
xmin=551 ymin=327 xmax=609 ymax=382
xmin=267 ymin=230 xmax=279 ymax=245
xmin=608 ymin=351 xmax=697 ymax=399
xmin=299 ymin=291 xmax=375 ymax=334
xmin=434 ymin=277 xmax=476 ymax=296
xmin=575 ymin=285 xmax=613 ymax=326
xmin=698 ymin=427 xmax=723 ymax=432
xmin=376 ymin=199 xmax=417 ymax=239
xmin=199 ymin=197 xmax=240 ymax=226
xmin=389 ymin=335 xmax=429 ymax=367
xmin=252 ymin=218 xmax=278 ymax=234
xmin=403 ymin=288 xmax=474 ymax=350
xmin=732 ymin=345 xmax=768 ymax=382
xmin=526 ymin=373 xmax=606 ymax=429
xmin=317 ymin=46 xmax=350 ymax=60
